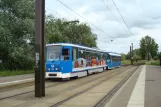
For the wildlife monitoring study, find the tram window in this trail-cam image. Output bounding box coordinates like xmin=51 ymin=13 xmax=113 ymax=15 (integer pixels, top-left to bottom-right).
xmin=112 ymin=56 xmax=115 ymax=62
xmin=94 ymin=52 xmax=98 ymax=59
xmin=116 ymin=57 xmax=118 ymax=61
xmin=72 ymin=48 xmax=78 ymax=61
xmin=118 ymin=57 xmax=119 ymax=61
xmin=119 ymin=57 xmax=121 ymax=61
xmin=62 ymin=49 xmax=69 ymax=55
xmin=96 ymin=52 xmax=99 ymax=60
xmin=62 ymin=49 xmax=69 ymax=60
xmin=88 ymin=52 xmax=92 ymax=60
xmin=116 ymin=56 xmax=118 ymax=61
xmin=86 ymin=51 xmax=91 ymax=60
xmin=79 ymin=49 xmax=85 ymax=58
xmin=98 ymin=53 xmax=101 ymax=60
xmin=103 ymin=53 xmax=106 ymax=60
xmin=114 ymin=57 xmax=116 ymax=61
xmin=90 ymin=52 xmax=96 ymax=59
xmin=108 ymin=54 xmax=110 ymax=60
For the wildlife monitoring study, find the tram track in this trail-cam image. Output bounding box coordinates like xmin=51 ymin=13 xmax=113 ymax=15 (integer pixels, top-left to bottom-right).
xmin=50 ymin=66 xmax=138 ymax=107
xmin=0 ymin=66 xmax=131 ymax=101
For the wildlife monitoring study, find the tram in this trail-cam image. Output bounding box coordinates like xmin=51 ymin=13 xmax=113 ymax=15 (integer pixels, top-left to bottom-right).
xmin=45 ymin=43 xmax=121 ymax=79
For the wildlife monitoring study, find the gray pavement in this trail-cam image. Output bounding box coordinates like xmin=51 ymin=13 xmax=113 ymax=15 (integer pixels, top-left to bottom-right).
xmin=104 ymin=65 xmax=161 ymax=107
xmin=0 ymin=74 xmax=34 ymax=83
xmin=145 ymin=66 xmax=161 ymax=107
xmin=104 ymin=65 xmax=143 ymax=107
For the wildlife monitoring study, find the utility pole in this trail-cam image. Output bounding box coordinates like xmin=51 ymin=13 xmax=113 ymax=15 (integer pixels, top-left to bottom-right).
xmin=160 ymin=56 xmax=161 ymax=66
xmin=130 ymin=46 xmax=132 ymax=65
xmin=131 ymin=43 xmax=133 ymax=65
xmin=35 ymin=0 xmax=45 ymax=97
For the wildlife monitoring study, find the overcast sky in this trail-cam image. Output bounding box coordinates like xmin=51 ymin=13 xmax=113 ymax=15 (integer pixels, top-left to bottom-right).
xmin=46 ymin=0 xmax=161 ymax=54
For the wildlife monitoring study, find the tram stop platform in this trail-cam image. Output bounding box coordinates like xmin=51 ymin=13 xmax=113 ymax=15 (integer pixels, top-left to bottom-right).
xmin=104 ymin=65 xmax=161 ymax=107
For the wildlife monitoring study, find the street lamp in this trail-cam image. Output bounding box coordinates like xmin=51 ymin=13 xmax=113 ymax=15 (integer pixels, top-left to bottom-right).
xmin=63 ymin=20 xmax=79 ymax=25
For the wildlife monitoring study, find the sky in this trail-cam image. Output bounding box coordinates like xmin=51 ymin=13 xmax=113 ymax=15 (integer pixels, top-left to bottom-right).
xmin=46 ymin=0 xmax=161 ymax=54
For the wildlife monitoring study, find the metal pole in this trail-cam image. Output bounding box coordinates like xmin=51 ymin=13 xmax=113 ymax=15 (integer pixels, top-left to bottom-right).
xmin=35 ymin=0 xmax=45 ymax=97
xmin=160 ymin=56 xmax=161 ymax=66
xmin=131 ymin=43 xmax=133 ymax=65
xmin=130 ymin=46 xmax=132 ymax=65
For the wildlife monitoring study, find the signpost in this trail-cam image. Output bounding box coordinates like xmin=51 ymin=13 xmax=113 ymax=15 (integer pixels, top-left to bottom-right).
xmin=35 ymin=0 xmax=45 ymax=97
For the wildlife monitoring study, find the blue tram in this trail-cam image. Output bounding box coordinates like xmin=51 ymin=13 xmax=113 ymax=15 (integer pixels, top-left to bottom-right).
xmin=45 ymin=43 xmax=121 ymax=79
xmin=107 ymin=52 xmax=121 ymax=69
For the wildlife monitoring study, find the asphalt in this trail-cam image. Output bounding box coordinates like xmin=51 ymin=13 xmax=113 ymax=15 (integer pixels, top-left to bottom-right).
xmin=145 ymin=66 xmax=161 ymax=107
xmin=104 ymin=65 xmax=161 ymax=107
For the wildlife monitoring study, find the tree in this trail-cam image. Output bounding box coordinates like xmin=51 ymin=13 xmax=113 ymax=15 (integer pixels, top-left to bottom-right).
xmin=0 ymin=0 xmax=35 ymax=70
xmin=45 ymin=15 xmax=97 ymax=47
xmin=140 ymin=35 xmax=158 ymax=61
xmin=133 ymin=55 xmax=141 ymax=62
xmin=126 ymin=48 xmax=141 ymax=61
xmin=121 ymin=53 xmax=126 ymax=60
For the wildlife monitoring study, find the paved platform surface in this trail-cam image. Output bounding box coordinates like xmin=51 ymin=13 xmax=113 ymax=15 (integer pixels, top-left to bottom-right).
xmin=104 ymin=65 xmax=161 ymax=107
xmin=0 ymin=74 xmax=34 ymax=83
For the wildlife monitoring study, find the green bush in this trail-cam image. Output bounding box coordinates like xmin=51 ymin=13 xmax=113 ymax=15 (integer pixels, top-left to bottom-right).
xmin=150 ymin=60 xmax=160 ymax=66
xmin=153 ymin=56 xmax=158 ymax=60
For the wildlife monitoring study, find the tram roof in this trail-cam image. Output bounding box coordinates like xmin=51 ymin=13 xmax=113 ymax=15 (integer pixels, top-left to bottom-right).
xmin=46 ymin=43 xmax=107 ymax=52
xmin=108 ymin=52 xmax=121 ymax=56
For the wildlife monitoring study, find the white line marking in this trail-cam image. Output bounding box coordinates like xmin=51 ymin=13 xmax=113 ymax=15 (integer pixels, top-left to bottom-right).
xmin=127 ymin=65 xmax=146 ymax=107
xmin=0 ymin=78 xmax=34 ymax=85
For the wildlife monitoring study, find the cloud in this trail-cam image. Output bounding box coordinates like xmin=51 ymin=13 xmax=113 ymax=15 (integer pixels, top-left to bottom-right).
xmin=46 ymin=0 xmax=161 ymax=53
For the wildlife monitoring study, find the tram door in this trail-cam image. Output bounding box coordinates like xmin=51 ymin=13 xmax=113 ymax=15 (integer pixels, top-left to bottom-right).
xmin=107 ymin=54 xmax=112 ymax=69
xmin=61 ymin=46 xmax=72 ymax=73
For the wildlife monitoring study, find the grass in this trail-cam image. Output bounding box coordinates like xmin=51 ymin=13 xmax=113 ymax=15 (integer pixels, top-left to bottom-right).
xmin=121 ymin=60 xmax=147 ymax=65
xmin=0 ymin=70 xmax=34 ymax=77
xmin=122 ymin=59 xmax=160 ymax=66
xmin=146 ymin=60 xmax=160 ymax=66
xmin=121 ymin=60 xmax=131 ymax=65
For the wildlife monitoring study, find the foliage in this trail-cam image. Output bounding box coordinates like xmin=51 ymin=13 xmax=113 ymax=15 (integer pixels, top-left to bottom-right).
xmin=45 ymin=15 xmax=97 ymax=47
xmin=146 ymin=60 xmax=160 ymax=66
xmin=140 ymin=35 xmax=158 ymax=60
xmin=126 ymin=48 xmax=141 ymax=60
xmin=157 ymin=52 xmax=161 ymax=59
xmin=121 ymin=53 xmax=126 ymax=60
xmin=153 ymin=56 xmax=158 ymax=60
xmin=0 ymin=0 xmax=35 ymax=70
xmin=133 ymin=55 xmax=141 ymax=62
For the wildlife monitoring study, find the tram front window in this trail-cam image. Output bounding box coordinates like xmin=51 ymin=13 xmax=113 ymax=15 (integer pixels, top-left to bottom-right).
xmin=47 ymin=46 xmax=61 ymax=61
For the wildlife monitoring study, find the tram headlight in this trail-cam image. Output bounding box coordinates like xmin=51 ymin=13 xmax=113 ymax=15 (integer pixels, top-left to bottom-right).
xmin=48 ymin=68 xmax=50 ymax=71
xmin=55 ymin=68 xmax=60 ymax=71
